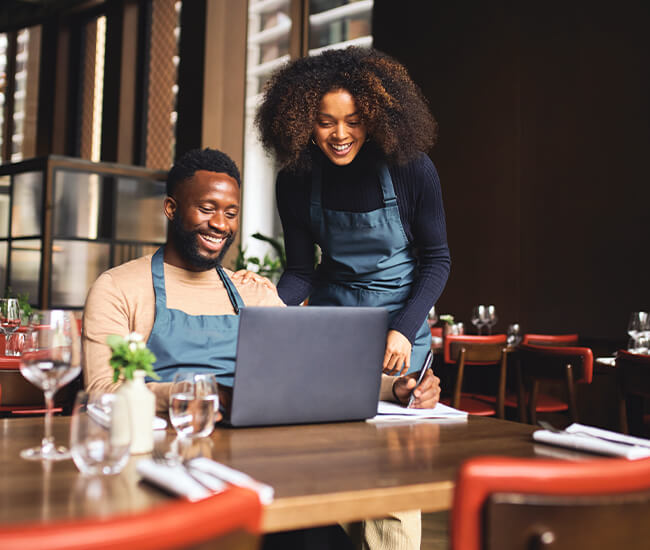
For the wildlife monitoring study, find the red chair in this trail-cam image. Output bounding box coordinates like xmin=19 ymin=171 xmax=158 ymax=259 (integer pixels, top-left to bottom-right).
xmin=0 ymin=486 xmax=261 ymax=550
xmin=521 ymin=333 xmax=579 ymax=346
xmin=451 ymin=455 xmax=650 ymax=550
xmin=517 ymin=343 xmax=593 ymax=424
xmin=616 ymin=349 xmax=650 ymax=437
xmin=441 ymin=335 xmax=508 ymax=418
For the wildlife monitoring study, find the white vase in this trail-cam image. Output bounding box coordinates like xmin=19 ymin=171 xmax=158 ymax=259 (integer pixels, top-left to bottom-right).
xmin=117 ymin=370 xmax=155 ymax=454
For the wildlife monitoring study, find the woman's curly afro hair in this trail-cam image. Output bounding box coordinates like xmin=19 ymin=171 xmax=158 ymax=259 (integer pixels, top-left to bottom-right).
xmin=255 ymin=47 xmax=437 ymax=172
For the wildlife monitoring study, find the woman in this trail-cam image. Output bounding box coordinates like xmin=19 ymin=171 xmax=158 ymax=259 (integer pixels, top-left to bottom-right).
xmin=256 ymin=47 xmax=450 ymax=377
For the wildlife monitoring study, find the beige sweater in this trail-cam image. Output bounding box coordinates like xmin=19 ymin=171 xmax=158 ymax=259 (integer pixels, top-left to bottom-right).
xmin=82 ymin=253 xmax=397 ymax=412
xmin=82 ymin=254 xmax=284 ymax=411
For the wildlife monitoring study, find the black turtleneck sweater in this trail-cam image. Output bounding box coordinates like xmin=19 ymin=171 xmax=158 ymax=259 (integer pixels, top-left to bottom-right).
xmin=276 ymin=146 xmax=451 ymax=344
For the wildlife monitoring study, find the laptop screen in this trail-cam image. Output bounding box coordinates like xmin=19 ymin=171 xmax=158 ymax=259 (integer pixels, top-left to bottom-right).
xmin=229 ymin=306 xmax=388 ymax=427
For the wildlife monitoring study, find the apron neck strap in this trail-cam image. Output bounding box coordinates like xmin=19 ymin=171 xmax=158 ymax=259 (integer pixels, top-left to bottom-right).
xmin=151 ymin=247 xmax=167 ymax=307
xmin=377 ymin=162 xmax=397 ymax=206
xmin=216 ymin=266 xmax=244 ymax=314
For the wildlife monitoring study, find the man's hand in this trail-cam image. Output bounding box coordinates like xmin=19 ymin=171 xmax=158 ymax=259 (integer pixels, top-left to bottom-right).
xmin=230 ymin=270 xmax=276 ymax=291
xmin=392 ymin=369 xmax=441 ymax=409
xmin=382 ymin=330 xmax=412 ymax=375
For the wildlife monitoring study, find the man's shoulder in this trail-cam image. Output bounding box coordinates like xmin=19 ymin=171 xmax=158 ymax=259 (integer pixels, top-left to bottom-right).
xmin=103 ymin=254 xmax=153 ymax=279
xmin=90 ymin=254 xmax=154 ymax=295
xmin=223 ymin=268 xmax=285 ymax=307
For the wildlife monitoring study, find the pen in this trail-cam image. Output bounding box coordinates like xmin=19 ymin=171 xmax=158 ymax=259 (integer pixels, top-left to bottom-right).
xmin=407 ymin=350 xmax=433 ymax=408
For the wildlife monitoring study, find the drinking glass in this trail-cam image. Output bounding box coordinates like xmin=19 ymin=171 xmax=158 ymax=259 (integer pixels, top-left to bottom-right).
xmin=471 ymin=305 xmax=486 ymax=335
xmin=627 ymin=312 xmax=649 ymax=341
xmin=507 ymin=323 xmax=522 ymax=346
xmin=19 ymin=310 xmax=82 ymax=460
xmin=427 ymin=306 xmax=438 ymax=329
xmin=0 ymin=298 xmax=21 ymax=356
xmin=169 ymin=372 xmax=219 ymax=440
xmin=70 ymin=391 xmax=131 ymax=475
xmin=485 ymin=305 xmax=498 ymax=335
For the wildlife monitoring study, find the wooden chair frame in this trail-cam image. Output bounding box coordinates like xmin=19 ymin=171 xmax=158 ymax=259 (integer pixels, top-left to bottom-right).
xmin=516 ymin=344 xmax=593 ymax=425
xmin=445 ymin=335 xmax=508 ymax=418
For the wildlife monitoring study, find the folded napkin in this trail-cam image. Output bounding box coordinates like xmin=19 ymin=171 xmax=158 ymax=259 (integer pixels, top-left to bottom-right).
xmin=533 ymin=423 xmax=650 ymax=460
xmin=137 ymin=458 xmax=224 ymax=501
xmin=136 ymin=456 xmax=274 ymax=504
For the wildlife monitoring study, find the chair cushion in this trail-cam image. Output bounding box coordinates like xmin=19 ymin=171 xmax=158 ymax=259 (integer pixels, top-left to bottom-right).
xmin=442 ymin=395 xmax=496 ymax=416
xmin=476 ymin=392 xmax=569 ymax=412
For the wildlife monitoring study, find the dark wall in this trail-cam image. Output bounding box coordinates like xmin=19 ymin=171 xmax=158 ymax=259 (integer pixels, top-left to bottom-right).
xmin=373 ymin=1 xmax=650 ymax=342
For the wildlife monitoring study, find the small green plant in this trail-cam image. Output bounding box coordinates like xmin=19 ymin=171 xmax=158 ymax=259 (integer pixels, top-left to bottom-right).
xmin=107 ymin=332 xmax=159 ymax=383
xmin=235 ymin=232 xmax=287 ymax=281
xmin=439 ymin=314 xmax=455 ymax=325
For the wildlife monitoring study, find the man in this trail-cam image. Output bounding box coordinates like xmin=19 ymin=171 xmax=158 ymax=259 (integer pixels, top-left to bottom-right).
xmin=83 ymin=147 xmax=440 ymax=413
xmin=83 ymin=147 xmax=440 ymax=550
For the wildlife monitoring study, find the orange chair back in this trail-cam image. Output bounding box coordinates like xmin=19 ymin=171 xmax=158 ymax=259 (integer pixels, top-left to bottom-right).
xmin=444 ymin=334 xmax=507 ymax=365
xmin=0 ymin=486 xmax=261 ymax=550
xmin=521 ymin=333 xmax=579 ymax=346
xmin=452 ymin=455 xmax=650 ymax=550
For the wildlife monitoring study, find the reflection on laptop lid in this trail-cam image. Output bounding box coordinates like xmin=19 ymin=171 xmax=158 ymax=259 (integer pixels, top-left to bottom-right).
xmin=229 ymin=306 xmax=388 ymax=428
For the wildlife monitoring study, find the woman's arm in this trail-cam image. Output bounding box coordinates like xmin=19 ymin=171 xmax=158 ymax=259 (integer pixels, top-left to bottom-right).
xmin=275 ymin=171 xmax=318 ymax=305
xmin=389 ymin=154 xmax=451 ymax=343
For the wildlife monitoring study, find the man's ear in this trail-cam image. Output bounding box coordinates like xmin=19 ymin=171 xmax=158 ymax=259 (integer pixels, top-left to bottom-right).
xmin=163 ymin=196 xmax=177 ymax=222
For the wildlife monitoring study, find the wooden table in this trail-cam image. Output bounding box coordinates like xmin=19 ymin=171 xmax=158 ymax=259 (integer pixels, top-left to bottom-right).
xmin=0 ymin=415 xmax=593 ymax=533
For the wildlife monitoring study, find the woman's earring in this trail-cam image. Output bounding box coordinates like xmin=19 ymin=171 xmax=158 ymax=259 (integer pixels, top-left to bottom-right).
xmin=311 ymin=136 xmax=316 ymax=145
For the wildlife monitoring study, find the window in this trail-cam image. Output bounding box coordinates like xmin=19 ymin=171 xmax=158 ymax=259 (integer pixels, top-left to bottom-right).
xmin=241 ymin=0 xmax=373 ymax=263
xmin=0 ymin=26 xmax=41 ymax=163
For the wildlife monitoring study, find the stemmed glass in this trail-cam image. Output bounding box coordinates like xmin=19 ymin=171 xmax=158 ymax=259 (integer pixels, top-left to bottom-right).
xmin=427 ymin=305 xmax=439 ymax=329
xmin=0 ymin=298 xmax=21 ymax=356
xmin=628 ymin=312 xmax=650 ymax=353
xmin=471 ymin=305 xmax=486 ymax=335
xmin=484 ymin=305 xmax=498 ymax=335
xmin=507 ymin=323 xmax=522 ymax=346
xmin=169 ymin=372 xmax=219 ymax=441
xmin=19 ymin=310 xmax=82 ymax=460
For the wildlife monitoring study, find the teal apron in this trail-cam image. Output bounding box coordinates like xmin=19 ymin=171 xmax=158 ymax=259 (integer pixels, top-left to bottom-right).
xmin=146 ymin=247 xmax=243 ymax=387
xmin=308 ymin=159 xmax=431 ymax=375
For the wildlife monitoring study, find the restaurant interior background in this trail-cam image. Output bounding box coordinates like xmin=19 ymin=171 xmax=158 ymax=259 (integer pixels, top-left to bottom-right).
xmin=0 ymin=0 xmax=648 ymax=348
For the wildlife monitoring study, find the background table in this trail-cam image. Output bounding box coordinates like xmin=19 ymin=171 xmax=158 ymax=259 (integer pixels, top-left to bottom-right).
xmin=0 ymin=415 xmax=593 ymax=532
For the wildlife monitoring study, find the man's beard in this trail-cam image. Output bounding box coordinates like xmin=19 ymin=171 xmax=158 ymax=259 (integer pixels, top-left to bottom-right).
xmin=170 ymin=213 xmax=235 ymax=271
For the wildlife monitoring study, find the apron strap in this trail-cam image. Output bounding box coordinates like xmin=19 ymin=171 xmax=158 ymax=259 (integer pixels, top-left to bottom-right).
xmin=216 ymin=266 xmax=245 ymax=314
xmin=377 ymin=162 xmax=398 ymax=207
xmin=151 ymin=247 xmax=167 ymax=309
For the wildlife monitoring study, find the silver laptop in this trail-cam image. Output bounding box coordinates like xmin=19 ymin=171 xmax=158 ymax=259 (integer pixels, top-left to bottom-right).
xmin=228 ymin=306 xmax=387 ymax=427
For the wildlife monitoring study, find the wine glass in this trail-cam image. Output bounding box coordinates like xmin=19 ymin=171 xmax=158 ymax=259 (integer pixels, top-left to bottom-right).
xmin=70 ymin=391 xmax=131 ymax=475
xmin=427 ymin=305 xmax=438 ymax=328
xmin=485 ymin=305 xmax=498 ymax=335
xmin=19 ymin=310 xmax=82 ymax=461
xmin=0 ymin=298 xmax=21 ymax=356
xmin=628 ymin=312 xmax=649 ymax=349
xmin=169 ymin=372 xmax=219 ymax=440
xmin=471 ymin=305 xmax=486 ymax=335
xmin=507 ymin=323 xmax=521 ymax=346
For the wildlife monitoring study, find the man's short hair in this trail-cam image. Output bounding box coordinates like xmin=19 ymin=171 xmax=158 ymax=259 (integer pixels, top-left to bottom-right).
xmin=167 ymin=148 xmax=241 ymax=197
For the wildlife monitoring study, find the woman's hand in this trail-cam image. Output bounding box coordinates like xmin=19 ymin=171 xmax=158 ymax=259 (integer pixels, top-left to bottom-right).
xmin=382 ymin=330 xmax=412 ymax=375
xmin=230 ymin=270 xmax=276 ymax=291
xmin=392 ymin=369 xmax=441 ymax=409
